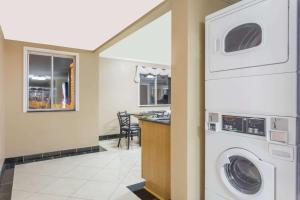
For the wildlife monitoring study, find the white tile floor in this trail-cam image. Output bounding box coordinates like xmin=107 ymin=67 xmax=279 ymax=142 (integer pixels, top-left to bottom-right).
xmin=11 ymin=138 xmax=143 ymax=200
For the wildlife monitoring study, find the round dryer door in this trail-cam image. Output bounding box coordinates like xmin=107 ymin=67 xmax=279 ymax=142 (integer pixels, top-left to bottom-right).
xmin=218 ymin=148 xmax=275 ymax=200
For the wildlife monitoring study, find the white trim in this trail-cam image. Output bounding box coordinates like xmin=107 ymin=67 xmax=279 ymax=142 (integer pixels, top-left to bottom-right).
xmin=23 ymin=47 xmax=80 ymax=112
xmin=99 ymin=55 xmax=171 ymax=66
xmin=50 ymin=56 xmax=54 ymax=108
xmin=154 ymin=75 xmax=158 ymax=106
xmin=75 ymin=54 xmax=80 ymax=111
xmin=23 ymin=49 xmax=28 ymax=113
xmin=24 ymin=47 xmax=80 ymax=57
xmin=139 ymin=104 xmax=171 ymax=107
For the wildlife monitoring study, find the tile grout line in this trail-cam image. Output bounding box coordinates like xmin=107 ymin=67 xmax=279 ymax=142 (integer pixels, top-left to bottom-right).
xmin=66 ymin=179 xmax=89 ymax=199
xmin=107 ymin=181 xmax=124 ymax=200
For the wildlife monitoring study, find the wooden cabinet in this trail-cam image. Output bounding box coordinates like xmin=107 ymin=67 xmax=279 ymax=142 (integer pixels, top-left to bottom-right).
xmin=140 ymin=120 xmax=170 ymax=200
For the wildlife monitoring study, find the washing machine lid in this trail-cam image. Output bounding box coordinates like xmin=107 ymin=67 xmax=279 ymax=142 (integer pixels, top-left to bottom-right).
xmin=218 ymin=148 xmax=275 ymax=200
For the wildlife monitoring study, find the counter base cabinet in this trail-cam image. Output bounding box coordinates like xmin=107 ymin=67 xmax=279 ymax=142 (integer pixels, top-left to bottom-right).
xmin=140 ymin=120 xmax=170 ymax=200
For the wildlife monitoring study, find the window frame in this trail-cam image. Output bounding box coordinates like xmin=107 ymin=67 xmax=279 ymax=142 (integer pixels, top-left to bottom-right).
xmin=138 ymin=74 xmax=171 ymax=107
xmin=23 ymin=47 xmax=80 ymax=113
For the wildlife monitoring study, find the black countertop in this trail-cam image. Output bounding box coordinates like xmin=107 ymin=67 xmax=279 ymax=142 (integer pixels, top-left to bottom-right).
xmin=139 ymin=118 xmax=171 ymax=125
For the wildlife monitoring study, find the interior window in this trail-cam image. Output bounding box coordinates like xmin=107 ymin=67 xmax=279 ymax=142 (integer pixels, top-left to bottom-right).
xmin=28 ymin=54 xmax=52 ymax=109
xmin=26 ymin=49 xmax=78 ymax=112
xmin=52 ymin=57 xmax=75 ymax=110
xmin=225 ymin=23 xmax=262 ymax=53
xmin=139 ymin=74 xmax=171 ymax=106
xmin=157 ymin=75 xmax=171 ymax=105
xmin=140 ymin=74 xmax=156 ymax=106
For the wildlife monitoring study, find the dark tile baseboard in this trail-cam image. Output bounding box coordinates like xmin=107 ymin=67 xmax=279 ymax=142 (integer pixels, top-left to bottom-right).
xmin=0 ymin=163 xmax=15 ymax=200
xmin=0 ymin=145 xmax=107 ymax=200
xmin=128 ymin=182 xmax=159 ymax=200
xmin=5 ymin=145 xmax=106 ymax=167
xmin=127 ymin=182 xmax=145 ymax=192
xmin=99 ymin=134 xmax=119 ymax=141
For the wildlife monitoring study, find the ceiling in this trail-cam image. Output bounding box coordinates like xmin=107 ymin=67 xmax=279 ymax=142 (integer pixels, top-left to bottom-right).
xmin=0 ymin=0 xmax=164 ymax=50
xmin=100 ymin=11 xmax=171 ymax=65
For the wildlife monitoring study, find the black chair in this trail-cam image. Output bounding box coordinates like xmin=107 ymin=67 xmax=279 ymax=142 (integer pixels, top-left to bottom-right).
xmin=117 ymin=112 xmax=141 ymax=149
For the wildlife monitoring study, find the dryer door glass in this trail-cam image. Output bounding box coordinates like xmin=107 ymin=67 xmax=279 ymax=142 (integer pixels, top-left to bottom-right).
xmin=224 ymin=156 xmax=262 ymax=195
xmin=225 ymin=23 xmax=262 ymax=53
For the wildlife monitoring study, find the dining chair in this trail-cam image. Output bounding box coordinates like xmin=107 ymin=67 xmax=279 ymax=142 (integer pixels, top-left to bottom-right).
xmin=117 ymin=111 xmax=141 ymax=149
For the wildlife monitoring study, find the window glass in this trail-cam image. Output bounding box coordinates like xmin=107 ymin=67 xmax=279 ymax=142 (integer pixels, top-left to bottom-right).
xmin=157 ymin=75 xmax=171 ymax=105
xmin=28 ymin=54 xmax=52 ymax=110
xmin=225 ymin=23 xmax=262 ymax=53
xmin=53 ymin=57 xmax=75 ymax=110
xmin=139 ymin=74 xmax=171 ymax=106
xmin=140 ymin=74 xmax=156 ymax=106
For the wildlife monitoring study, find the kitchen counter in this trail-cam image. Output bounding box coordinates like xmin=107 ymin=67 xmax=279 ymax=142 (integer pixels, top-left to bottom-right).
xmin=138 ymin=118 xmax=170 ymax=125
xmin=139 ymin=119 xmax=170 ymax=200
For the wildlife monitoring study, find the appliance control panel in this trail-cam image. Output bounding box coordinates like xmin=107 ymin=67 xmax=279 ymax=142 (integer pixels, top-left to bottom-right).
xmin=222 ymin=115 xmax=265 ymax=136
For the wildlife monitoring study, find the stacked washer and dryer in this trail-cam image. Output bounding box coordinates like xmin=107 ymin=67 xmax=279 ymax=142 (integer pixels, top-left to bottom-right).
xmin=205 ymin=0 xmax=300 ymax=200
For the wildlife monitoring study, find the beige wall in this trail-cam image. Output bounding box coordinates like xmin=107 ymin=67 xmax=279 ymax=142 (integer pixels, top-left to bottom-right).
xmin=171 ymin=0 xmax=229 ymax=199
xmin=99 ymin=57 xmax=170 ymax=135
xmin=4 ymin=40 xmax=99 ymax=157
xmin=0 ymin=27 xmax=5 ymax=169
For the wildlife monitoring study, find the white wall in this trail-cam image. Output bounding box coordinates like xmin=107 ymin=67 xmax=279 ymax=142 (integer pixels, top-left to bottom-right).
xmin=99 ymin=57 xmax=170 ymax=135
xmin=100 ymin=12 xmax=171 ymax=66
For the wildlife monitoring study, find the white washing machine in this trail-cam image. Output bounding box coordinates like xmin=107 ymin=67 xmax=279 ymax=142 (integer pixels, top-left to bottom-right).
xmin=205 ymin=112 xmax=299 ymax=200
